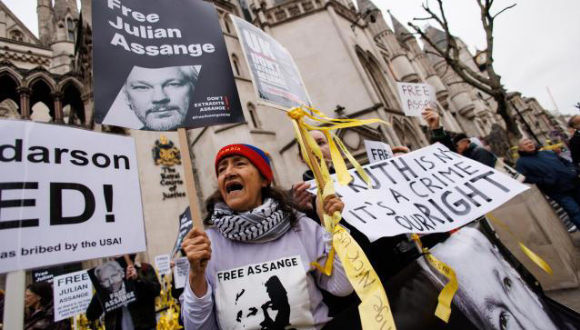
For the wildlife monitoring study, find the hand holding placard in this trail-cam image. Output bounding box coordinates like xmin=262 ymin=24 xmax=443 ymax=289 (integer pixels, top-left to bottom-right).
xmin=181 ymin=227 xmax=211 ymax=295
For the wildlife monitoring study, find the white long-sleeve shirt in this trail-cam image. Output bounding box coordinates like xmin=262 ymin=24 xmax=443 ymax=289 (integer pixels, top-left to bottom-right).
xmin=181 ymin=215 xmax=353 ymax=330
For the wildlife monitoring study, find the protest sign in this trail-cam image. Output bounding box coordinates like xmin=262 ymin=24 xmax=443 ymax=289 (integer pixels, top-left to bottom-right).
xmin=173 ymin=257 xmax=189 ymax=289
xmin=308 ymin=143 xmax=528 ymax=241
xmin=155 ymin=254 xmax=171 ymax=276
xmin=171 ymin=207 xmax=192 ymax=256
xmin=32 ymin=264 xmax=83 ymax=284
xmin=88 ymin=261 xmax=137 ymax=313
xmin=0 ymin=120 xmax=146 ymax=273
xmin=231 ymin=15 xmax=312 ymax=110
xmin=381 ymin=223 xmax=579 ymax=328
xmin=53 ymin=270 xmax=93 ymax=321
xmin=396 ymin=82 xmax=436 ymax=116
xmin=364 ymin=140 xmax=393 ymax=163
xmin=92 ymin=0 xmax=244 ymax=130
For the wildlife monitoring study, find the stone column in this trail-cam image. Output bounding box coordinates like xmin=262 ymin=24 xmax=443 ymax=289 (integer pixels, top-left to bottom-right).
xmin=17 ymin=87 xmax=31 ymax=119
xmin=53 ymin=92 xmax=63 ymax=123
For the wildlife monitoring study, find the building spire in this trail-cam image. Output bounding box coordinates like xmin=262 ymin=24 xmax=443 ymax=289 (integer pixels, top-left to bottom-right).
xmin=356 ymin=0 xmax=379 ymax=15
xmin=388 ymin=11 xmax=413 ymax=43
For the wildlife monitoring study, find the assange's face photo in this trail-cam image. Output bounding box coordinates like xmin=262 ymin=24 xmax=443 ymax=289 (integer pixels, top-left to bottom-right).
xmin=428 ymin=227 xmax=558 ymax=330
xmin=97 ymin=264 xmax=124 ymax=293
xmin=124 ymin=66 xmax=195 ymax=130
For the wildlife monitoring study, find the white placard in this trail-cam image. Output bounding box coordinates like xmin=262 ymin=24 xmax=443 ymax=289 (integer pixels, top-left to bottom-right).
xmin=0 ymin=119 xmax=146 ymax=273
xmin=364 ymin=140 xmax=394 ymax=163
xmin=173 ymin=257 xmax=189 ymax=289
xmin=155 ymin=254 xmax=171 ymax=276
xmin=53 ymin=270 xmax=93 ymax=321
xmin=231 ymin=15 xmax=312 ymax=110
xmin=308 ymin=143 xmax=529 ymax=241
xmin=396 ymin=82 xmax=436 ymax=116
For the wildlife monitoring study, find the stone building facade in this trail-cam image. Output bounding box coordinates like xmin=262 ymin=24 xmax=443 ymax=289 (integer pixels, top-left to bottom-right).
xmin=0 ymin=0 xmax=564 ymax=262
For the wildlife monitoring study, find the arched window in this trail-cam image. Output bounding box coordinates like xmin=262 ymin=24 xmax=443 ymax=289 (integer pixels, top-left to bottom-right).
xmin=357 ymin=50 xmax=394 ymax=108
xmin=224 ymin=18 xmax=231 ymax=34
xmin=247 ymin=103 xmax=261 ymax=128
xmin=67 ymin=18 xmax=75 ymax=41
xmin=62 ymin=83 xmax=85 ymax=126
xmin=232 ymin=54 xmax=241 ymax=77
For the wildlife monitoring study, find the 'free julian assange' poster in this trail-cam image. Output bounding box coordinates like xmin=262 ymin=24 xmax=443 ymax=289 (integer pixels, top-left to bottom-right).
xmin=93 ymin=0 xmax=244 ymax=131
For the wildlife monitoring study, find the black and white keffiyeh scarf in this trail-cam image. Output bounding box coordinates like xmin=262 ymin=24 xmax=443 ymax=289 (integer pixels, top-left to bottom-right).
xmin=209 ymin=198 xmax=292 ymax=243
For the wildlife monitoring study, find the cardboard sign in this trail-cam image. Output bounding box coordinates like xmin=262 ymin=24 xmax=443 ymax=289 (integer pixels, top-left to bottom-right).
xmin=53 ymin=270 xmax=93 ymax=321
xmin=0 ymin=120 xmax=146 ymax=273
xmin=93 ymin=0 xmax=244 ymax=130
xmin=364 ymin=140 xmax=393 ymax=163
xmin=396 ymin=82 xmax=436 ymax=116
xmin=308 ymin=143 xmax=529 ymax=241
xmin=173 ymin=257 xmax=189 ymax=289
xmin=155 ymin=254 xmax=171 ymax=276
xmin=231 ymin=15 xmax=312 ymax=110
xmin=88 ymin=261 xmax=137 ymax=313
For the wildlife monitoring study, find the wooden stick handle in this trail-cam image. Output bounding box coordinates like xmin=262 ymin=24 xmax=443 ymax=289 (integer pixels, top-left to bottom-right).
xmin=178 ymin=128 xmax=205 ymax=232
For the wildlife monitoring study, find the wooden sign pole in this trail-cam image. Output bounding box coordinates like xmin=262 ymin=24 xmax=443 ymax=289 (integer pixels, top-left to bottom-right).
xmin=177 ymin=128 xmax=205 ymax=232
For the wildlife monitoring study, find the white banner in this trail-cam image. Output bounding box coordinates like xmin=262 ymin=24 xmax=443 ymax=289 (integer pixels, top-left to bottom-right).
xmin=155 ymin=254 xmax=171 ymax=276
xmin=173 ymin=257 xmax=189 ymax=289
xmin=364 ymin=140 xmax=393 ymax=163
xmin=309 ymin=144 xmax=529 ymax=241
xmin=396 ymin=82 xmax=436 ymax=116
xmin=0 ymin=120 xmax=146 ymax=273
xmin=53 ymin=270 xmax=93 ymax=321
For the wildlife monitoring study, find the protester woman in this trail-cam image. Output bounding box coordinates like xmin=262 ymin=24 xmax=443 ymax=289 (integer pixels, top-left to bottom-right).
xmin=181 ymin=144 xmax=353 ymax=329
xmin=24 ymin=282 xmax=70 ymax=330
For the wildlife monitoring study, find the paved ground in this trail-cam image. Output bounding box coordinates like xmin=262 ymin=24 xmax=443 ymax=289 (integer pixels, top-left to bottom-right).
xmin=546 ymin=231 xmax=580 ymax=313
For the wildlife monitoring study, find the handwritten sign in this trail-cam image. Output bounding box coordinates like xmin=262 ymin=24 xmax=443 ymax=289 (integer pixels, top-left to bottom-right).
xmin=364 ymin=140 xmax=393 ymax=163
xmin=308 ymin=143 xmax=529 ymax=241
xmin=396 ymin=82 xmax=436 ymax=116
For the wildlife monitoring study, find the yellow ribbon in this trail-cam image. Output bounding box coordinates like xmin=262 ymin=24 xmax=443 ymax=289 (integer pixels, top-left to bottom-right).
xmin=289 ymin=105 xmax=396 ymax=330
xmin=334 ymin=225 xmax=396 ymax=330
xmin=411 ymin=234 xmax=458 ymax=323
xmin=288 ymin=105 xmax=389 ymax=187
xmin=486 ymin=213 xmax=553 ymax=275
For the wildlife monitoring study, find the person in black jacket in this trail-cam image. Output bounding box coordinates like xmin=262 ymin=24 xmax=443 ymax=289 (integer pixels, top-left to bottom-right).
xmin=86 ymin=255 xmax=161 ymax=330
xmin=422 ymin=108 xmax=497 ymax=168
xmin=452 ymin=133 xmax=497 ymax=168
xmin=567 ymin=115 xmax=580 ymax=166
xmin=516 ymin=138 xmax=580 ymax=227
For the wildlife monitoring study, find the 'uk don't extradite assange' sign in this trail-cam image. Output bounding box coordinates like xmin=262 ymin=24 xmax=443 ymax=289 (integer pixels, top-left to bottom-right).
xmin=231 ymin=15 xmax=312 ymax=110
xmin=0 ymin=120 xmax=146 ymax=273
xmin=310 ymin=144 xmax=528 ymax=241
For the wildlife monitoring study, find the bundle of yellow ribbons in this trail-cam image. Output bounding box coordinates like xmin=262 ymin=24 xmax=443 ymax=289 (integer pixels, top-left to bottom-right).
xmin=156 ymin=274 xmax=183 ymax=330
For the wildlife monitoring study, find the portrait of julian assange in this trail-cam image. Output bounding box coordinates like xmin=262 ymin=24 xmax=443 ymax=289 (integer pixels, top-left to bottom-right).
xmin=418 ymin=227 xmax=573 ymax=330
xmin=102 ymin=65 xmax=200 ymax=131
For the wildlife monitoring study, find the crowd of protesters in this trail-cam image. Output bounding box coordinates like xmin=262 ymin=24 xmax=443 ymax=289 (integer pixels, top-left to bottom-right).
xmin=4 ymin=110 xmax=580 ymax=330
